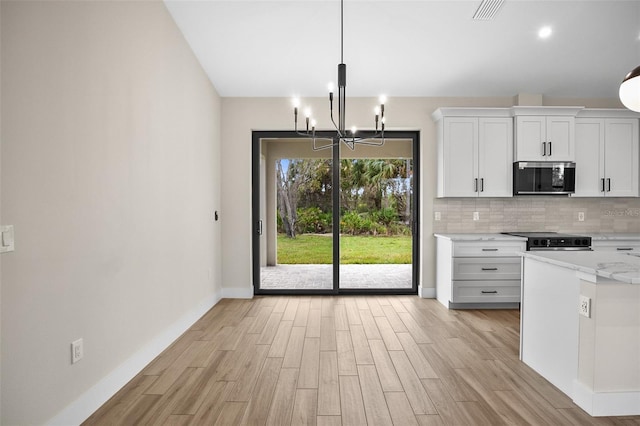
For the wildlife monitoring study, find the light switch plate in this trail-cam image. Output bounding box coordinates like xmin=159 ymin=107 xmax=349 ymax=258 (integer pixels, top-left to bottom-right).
xmin=434 ymin=212 xmax=441 ymax=221
xmin=473 ymin=212 xmax=480 ymax=221
xmin=0 ymin=225 xmax=14 ymax=253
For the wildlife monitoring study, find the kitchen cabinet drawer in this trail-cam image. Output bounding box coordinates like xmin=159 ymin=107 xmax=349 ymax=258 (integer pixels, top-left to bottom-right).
xmin=452 ymin=281 xmax=521 ymax=303
xmin=591 ymin=241 xmax=640 ymax=252
xmin=452 ymin=242 xmax=525 ymax=257
xmin=452 ymin=257 xmax=521 ymax=280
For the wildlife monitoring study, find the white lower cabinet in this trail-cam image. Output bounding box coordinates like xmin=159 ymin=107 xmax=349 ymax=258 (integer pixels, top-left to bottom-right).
xmin=436 ymin=235 xmax=526 ymax=308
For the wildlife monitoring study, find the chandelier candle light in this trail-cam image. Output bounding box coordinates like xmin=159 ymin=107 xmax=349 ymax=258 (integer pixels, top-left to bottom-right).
xmin=292 ymin=0 xmax=387 ymax=151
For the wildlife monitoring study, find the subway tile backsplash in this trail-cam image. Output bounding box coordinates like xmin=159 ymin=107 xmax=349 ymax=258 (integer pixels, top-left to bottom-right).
xmin=433 ymin=197 xmax=640 ymax=234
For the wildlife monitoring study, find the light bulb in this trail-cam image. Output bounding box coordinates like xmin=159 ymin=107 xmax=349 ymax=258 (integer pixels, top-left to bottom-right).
xmin=374 ymin=106 xmax=381 ymax=115
xmin=351 ymin=126 xmax=357 ymax=134
xmin=379 ymin=94 xmax=387 ymax=105
xmin=327 ymin=82 xmax=334 ymax=93
xmin=304 ymin=107 xmax=311 ymax=118
xmin=538 ymin=26 xmax=552 ymax=39
xmin=292 ymin=97 xmax=300 ymax=108
xmin=311 ymin=119 xmax=317 ymax=128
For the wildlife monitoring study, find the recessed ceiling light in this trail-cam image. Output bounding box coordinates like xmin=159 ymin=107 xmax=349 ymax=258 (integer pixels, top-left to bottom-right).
xmin=538 ymin=26 xmax=553 ymax=39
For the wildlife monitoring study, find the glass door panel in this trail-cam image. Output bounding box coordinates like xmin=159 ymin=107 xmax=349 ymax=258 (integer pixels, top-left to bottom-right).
xmin=339 ymin=139 xmax=414 ymax=290
xmin=258 ymin=138 xmax=333 ymax=291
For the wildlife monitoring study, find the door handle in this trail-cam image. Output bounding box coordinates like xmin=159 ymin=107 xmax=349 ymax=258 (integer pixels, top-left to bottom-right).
xmin=607 ymin=178 xmax=611 ymax=192
xmin=257 ymin=220 xmax=263 ymax=235
xmin=601 ymin=178 xmax=606 ymax=192
xmin=617 ymin=247 xmax=634 ymax=251
xmin=548 ymin=141 xmax=552 ymax=156
xmin=542 ymin=142 xmax=547 ymax=156
xmin=481 ymin=267 xmax=498 ymax=271
xmin=480 ymin=178 xmax=484 ymax=192
xmin=482 ymin=248 xmax=498 ymax=251
xmin=474 ymin=178 xmax=478 ymax=192
xmin=481 ymin=290 xmax=498 ymax=294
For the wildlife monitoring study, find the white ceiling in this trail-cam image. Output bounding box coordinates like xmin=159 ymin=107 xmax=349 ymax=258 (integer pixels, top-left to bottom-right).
xmin=164 ymin=0 xmax=640 ymax=99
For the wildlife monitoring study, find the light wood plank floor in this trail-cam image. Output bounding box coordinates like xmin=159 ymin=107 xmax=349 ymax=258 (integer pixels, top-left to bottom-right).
xmin=84 ymin=296 xmax=640 ymax=425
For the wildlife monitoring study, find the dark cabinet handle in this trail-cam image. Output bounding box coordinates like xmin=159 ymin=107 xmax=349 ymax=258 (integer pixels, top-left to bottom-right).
xmin=482 ymin=248 xmax=498 ymax=251
xmin=607 ymin=178 xmax=611 ymax=192
xmin=548 ymin=141 xmax=552 ymax=156
xmin=474 ymin=178 xmax=478 ymax=192
xmin=601 ymin=178 xmax=606 ymax=192
xmin=481 ymin=290 xmax=498 ymax=294
xmin=480 ymin=178 xmax=484 ymax=192
xmin=481 ymin=267 xmax=498 ymax=271
xmin=542 ymin=142 xmax=547 ymax=156
xmin=617 ymin=247 xmax=634 ymax=251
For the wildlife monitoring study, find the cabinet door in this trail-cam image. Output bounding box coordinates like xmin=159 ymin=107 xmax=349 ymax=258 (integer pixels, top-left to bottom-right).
xmin=478 ymin=118 xmax=513 ymax=197
xmin=574 ymin=119 xmax=605 ymax=197
xmin=442 ymin=117 xmax=479 ymax=197
xmin=604 ymin=119 xmax=639 ymax=197
xmin=546 ymin=116 xmax=575 ymax=161
xmin=515 ymin=116 xmax=546 ymax=161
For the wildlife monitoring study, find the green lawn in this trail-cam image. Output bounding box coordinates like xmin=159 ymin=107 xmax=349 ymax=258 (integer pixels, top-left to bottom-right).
xmin=277 ymin=234 xmax=411 ymax=264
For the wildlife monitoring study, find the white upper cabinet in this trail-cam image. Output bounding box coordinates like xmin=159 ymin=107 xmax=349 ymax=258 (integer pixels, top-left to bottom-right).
xmin=513 ymin=107 xmax=582 ymax=162
xmin=434 ymin=108 xmax=512 ymax=198
xmin=575 ymin=110 xmax=639 ymax=197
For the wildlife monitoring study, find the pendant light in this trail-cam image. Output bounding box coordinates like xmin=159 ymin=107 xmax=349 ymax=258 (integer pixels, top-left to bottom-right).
xmin=619 ymin=65 xmax=640 ymax=112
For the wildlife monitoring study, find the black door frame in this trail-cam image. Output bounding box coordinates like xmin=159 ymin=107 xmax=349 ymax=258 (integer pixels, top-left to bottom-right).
xmin=251 ymin=130 xmax=420 ymax=295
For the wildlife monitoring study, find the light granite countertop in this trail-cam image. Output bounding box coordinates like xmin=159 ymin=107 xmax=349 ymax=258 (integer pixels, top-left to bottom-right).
xmin=588 ymin=233 xmax=640 ymax=241
xmin=434 ymin=233 xmax=527 ymax=242
xmin=522 ymin=251 xmax=640 ymax=284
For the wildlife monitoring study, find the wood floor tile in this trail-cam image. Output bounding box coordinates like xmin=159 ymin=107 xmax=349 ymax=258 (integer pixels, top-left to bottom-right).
xmin=266 ymin=368 xmax=299 ymax=425
xmin=298 ymin=337 xmax=320 ymax=389
xmin=317 ymin=351 xmax=340 ymax=416
xmin=357 ymin=364 xmax=393 ymax=425
xmin=291 ymin=389 xmax=317 ymax=425
xmin=339 ymin=376 xmax=367 ymax=426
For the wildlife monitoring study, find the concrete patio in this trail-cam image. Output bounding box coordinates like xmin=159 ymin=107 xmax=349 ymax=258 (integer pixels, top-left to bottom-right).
xmin=259 ymin=263 xmax=412 ymax=290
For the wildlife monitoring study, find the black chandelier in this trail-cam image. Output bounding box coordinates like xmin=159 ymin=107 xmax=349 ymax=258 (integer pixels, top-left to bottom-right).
xmin=292 ymin=0 xmax=387 ymax=151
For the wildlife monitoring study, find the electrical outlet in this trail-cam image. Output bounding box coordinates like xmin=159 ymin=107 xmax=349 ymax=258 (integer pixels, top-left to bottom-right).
xmin=71 ymin=338 xmax=83 ymax=364
xmin=473 ymin=211 xmax=480 ymax=221
xmin=578 ymin=212 xmax=585 ymax=222
xmin=578 ymin=296 xmax=591 ymax=318
xmin=434 ymin=211 xmax=441 ymax=221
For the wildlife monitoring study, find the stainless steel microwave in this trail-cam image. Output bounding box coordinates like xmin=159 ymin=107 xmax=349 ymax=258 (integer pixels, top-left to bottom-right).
xmin=513 ymin=162 xmax=576 ymax=195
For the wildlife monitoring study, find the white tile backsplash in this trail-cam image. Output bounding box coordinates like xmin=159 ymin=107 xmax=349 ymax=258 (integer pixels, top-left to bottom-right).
xmin=433 ymin=197 xmax=640 ymax=234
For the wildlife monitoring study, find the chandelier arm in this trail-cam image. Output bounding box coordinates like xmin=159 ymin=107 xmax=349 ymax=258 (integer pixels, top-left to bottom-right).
xmin=312 ymin=139 xmax=337 ymax=151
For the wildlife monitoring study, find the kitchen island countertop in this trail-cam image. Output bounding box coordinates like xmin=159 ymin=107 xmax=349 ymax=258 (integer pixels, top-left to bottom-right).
xmin=522 ymin=250 xmax=640 ymax=284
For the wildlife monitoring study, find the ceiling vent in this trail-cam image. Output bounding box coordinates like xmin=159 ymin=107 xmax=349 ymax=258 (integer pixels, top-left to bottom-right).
xmin=473 ymin=0 xmax=504 ymax=21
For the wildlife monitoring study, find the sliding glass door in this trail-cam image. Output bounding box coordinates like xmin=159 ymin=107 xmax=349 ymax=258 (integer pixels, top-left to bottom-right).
xmin=252 ymin=130 xmax=419 ymax=294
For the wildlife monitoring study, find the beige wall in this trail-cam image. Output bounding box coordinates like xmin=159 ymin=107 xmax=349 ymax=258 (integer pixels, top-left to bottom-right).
xmin=221 ymin=96 xmax=517 ymax=295
xmin=0 ymin=1 xmax=221 ymax=424
xmin=221 ymin=96 xmax=624 ymax=295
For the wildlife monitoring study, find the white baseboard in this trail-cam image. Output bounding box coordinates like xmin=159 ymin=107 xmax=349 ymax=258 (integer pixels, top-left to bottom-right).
xmin=418 ymin=286 xmax=436 ymax=299
xmin=46 ymin=292 xmax=222 ymax=426
xmin=222 ymin=286 xmax=254 ymax=299
xmin=573 ymin=380 xmax=640 ymax=416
